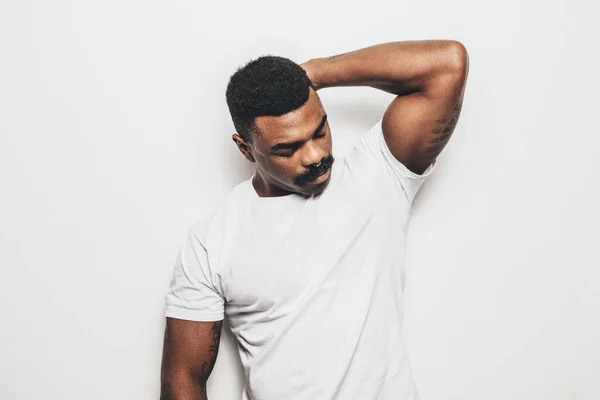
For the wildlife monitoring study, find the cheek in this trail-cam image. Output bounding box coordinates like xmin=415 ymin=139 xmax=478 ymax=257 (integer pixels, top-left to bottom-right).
xmin=269 ymin=158 xmax=300 ymax=180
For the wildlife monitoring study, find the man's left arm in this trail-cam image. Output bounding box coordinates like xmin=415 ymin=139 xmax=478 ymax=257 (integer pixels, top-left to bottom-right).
xmin=301 ymin=40 xmax=469 ymax=175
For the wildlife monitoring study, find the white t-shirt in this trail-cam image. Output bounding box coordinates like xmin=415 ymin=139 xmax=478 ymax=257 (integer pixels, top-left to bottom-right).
xmin=165 ymin=118 xmax=436 ymax=400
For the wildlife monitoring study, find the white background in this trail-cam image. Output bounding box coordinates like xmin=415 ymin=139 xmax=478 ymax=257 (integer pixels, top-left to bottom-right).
xmin=1 ymin=1 xmax=598 ymax=399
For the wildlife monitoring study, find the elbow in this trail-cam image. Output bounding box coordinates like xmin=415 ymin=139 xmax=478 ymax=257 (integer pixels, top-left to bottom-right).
xmin=160 ymin=370 xmax=207 ymax=399
xmin=446 ymin=40 xmax=469 ymax=78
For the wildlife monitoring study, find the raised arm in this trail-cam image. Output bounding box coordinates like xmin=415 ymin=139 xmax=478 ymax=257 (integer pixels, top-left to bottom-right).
xmin=301 ymin=40 xmax=469 ymax=175
xmin=160 ymin=318 xmax=223 ymax=400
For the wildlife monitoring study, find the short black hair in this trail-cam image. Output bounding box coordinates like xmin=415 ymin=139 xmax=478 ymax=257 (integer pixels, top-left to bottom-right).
xmin=226 ymin=55 xmax=314 ymax=143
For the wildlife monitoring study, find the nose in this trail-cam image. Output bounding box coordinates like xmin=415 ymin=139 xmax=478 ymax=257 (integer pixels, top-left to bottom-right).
xmin=301 ymin=141 xmax=327 ymax=168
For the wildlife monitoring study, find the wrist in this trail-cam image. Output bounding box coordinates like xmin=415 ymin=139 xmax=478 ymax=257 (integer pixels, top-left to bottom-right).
xmin=300 ymin=58 xmax=325 ymax=91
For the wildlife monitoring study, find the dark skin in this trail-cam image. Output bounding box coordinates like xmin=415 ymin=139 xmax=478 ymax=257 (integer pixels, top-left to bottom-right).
xmin=160 ymin=318 xmax=222 ymax=400
xmin=301 ymin=40 xmax=469 ymax=176
xmin=160 ymin=40 xmax=469 ymax=399
xmin=232 ymin=87 xmax=335 ymax=198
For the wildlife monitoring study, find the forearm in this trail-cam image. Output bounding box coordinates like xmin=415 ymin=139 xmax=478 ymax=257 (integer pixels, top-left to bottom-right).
xmin=303 ymin=40 xmax=466 ymax=95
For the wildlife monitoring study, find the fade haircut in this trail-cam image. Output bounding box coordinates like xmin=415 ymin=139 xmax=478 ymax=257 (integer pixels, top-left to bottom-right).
xmin=226 ymin=55 xmax=315 ymax=143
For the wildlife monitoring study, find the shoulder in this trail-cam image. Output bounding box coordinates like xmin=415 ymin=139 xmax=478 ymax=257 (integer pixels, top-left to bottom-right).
xmin=188 ymin=178 xmax=251 ymax=248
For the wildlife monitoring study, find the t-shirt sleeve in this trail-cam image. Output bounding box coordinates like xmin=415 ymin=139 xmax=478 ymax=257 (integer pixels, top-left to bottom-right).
xmin=164 ymin=230 xmax=225 ymax=322
xmin=352 ymin=118 xmax=437 ymax=205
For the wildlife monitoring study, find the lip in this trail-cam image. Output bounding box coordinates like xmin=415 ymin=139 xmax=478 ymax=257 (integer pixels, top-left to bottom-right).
xmin=307 ymin=167 xmax=330 ymax=185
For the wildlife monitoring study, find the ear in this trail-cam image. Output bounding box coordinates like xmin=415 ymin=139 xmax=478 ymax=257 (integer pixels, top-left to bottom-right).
xmin=232 ymin=134 xmax=256 ymax=163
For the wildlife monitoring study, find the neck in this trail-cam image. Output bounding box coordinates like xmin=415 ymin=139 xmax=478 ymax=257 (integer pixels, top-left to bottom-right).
xmin=252 ymin=173 xmax=297 ymax=198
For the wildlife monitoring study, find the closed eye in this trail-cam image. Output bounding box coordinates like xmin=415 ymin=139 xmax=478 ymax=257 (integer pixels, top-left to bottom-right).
xmin=278 ymin=150 xmax=296 ymax=158
xmin=275 ymin=130 xmax=327 ymax=158
xmin=314 ymin=128 xmax=328 ymax=139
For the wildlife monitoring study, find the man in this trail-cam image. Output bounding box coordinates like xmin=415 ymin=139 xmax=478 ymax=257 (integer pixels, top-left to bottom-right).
xmin=161 ymin=40 xmax=469 ymax=400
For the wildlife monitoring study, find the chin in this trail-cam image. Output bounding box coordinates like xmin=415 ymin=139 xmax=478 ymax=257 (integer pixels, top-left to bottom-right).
xmin=299 ymin=174 xmax=331 ymax=196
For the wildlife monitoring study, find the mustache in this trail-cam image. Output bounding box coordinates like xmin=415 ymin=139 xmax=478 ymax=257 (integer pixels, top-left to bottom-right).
xmin=294 ymin=155 xmax=335 ymax=185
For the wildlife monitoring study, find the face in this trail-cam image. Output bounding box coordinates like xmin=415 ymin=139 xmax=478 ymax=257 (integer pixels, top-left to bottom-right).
xmin=233 ymin=88 xmax=335 ymax=197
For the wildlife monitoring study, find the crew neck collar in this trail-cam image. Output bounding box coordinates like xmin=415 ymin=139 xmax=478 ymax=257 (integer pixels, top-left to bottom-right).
xmin=246 ymin=177 xmax=307 ymax=205
xmin=245 ymin=162 xmax=339 ymax=206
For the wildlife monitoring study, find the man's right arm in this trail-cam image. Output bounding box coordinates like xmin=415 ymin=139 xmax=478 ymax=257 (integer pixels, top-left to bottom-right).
xmin=160 ymin=317 xmax=223 ymax=400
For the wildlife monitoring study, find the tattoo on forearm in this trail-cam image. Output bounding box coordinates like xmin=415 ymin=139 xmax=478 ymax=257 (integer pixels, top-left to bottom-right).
xmin=193 ymin=321 xmax=223 ymax=400
xmin=201 ymin=321 xmax=223 ymax=379
xmin=427 ymin=102 xmax=462 ymax=161
xmin=160 ymin=321 xmax=223 ymax=400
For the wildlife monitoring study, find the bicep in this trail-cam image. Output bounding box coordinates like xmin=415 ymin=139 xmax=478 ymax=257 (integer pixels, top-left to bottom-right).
xmin=382 ymin=52 xmax=468 ymax=175
xmin=161 ymin=318 xmax=223 ymax=396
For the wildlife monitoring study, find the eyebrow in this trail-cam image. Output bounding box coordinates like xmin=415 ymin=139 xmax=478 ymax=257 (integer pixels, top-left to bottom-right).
xmin=270 ymin=114 xmax=328 ymax=152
